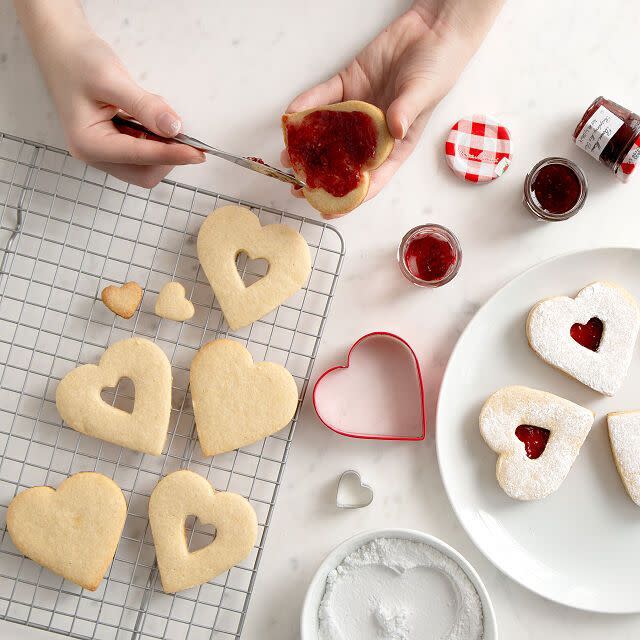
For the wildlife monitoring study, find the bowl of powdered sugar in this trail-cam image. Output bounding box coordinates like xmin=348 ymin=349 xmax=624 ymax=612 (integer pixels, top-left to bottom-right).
xmin=301 ymin=528 xmax=496 ymax=640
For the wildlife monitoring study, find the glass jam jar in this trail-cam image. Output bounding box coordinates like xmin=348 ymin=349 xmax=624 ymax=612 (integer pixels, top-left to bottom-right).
xmin=523 ymin=157 xmax=588 ymax=221
xmin=574 ymin=96 xmax=640 ymax=182
xmin=398 ymin=224 xmax=462 ymax=287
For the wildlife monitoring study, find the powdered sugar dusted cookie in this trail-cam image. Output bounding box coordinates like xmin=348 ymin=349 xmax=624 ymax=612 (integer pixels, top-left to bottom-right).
xmin=607 ymin=411 xmax=640 ymax=506
xmin=480 ymin=385 xmax=594 ymax=500
xmin=527 ymin=281 xmax=640 ymax=396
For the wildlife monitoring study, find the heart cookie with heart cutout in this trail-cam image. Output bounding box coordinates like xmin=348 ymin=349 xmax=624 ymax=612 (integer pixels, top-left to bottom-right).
xmin=190 ymin=339 xmax=298 ymax=456
xmin=148 ymin=470 xmax=257 ymax=593
xmin=56 ymin=337 xmax=172 ymax=455
xmin=155 ymin=282 xmax=194 ymax=321
xmin=7 ymin=472 xmax=127 ymax=590
xmin=197 ymin=205 xmax=310 ymax=330
xmin=480 ymin=385 xmax=594 ymax=500
xmin=101 ymin=281 xmax=143 ymax=319
xmin=607 ymin=410 xmax=640 ymax=506
xmin=527 ymin=281 xmax=640 ymax=396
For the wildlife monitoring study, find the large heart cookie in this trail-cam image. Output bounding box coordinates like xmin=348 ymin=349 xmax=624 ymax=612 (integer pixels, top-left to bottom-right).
xmin=607 ymin=410 xmax=640 ymax=506
xmin=7 ymin=472 xmax=127 ymax=590
xmin=148 ymin=470 xmax=257 ymax=593
xmin=197 ymin=205 xmax=310 ymax=330
xmin=56 ymin=337 xmax=172 ymax=455
xmin=527 ymin=281 xmax=640 ymax=396
xmin=190 ymin=339 xmax=298 ymax=456
xmin=480 ymin=385 xmax=594 ymax=500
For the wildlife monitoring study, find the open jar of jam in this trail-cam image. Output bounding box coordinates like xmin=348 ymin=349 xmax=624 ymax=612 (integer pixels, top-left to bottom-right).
xmin=574 ymin=96 xmax=640 ymax=182
xmin=523 ymin=157 xmax=588 ymax=221
xmin=398 ymin=224 xmax=461 ymax=287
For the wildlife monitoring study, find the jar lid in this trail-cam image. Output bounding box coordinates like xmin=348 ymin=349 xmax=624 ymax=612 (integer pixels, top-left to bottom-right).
xmin=445 ymin=115 xmax=512 ymax=183
xmin=616 ymin=133 xmax=640 ymax=182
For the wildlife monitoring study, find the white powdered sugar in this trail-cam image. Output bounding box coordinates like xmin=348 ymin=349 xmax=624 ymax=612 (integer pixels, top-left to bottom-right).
xmin=317 ymin=537 xmax=483 ymax=640
xmin=527 ymin=281 xmax=640 ymax=396
xmin=480 ymin=386 xmax=594 ymax=500
xmin=607 ymin=411 xmax=640 ymax=506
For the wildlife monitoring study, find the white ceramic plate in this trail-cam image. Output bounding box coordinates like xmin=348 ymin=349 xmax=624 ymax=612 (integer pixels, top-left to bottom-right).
xmin=437 ymin=247 xmax=640 ymax=613
xmin=300 ymin=528 xmax=497 ymax=639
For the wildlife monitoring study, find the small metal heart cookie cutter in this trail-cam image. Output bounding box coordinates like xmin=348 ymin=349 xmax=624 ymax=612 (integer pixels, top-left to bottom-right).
xmin=336 ymin=470 xmax=374 ymax=509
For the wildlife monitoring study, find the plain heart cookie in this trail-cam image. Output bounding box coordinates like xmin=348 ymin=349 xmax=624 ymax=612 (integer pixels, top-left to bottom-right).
xmin=282 ymin=100 xmax=394 ymax=218
xmin=155 ymin=282 xmax=195 ymax=321
xmin=7 ymin=472 xmax=127 ymax=590
xmin=607 ymin=410 xmax=640 ymax=506
xmin=190 ymin=338 xmax=299 ymax=456
xmin=197 ymin=205 xmax=310 ymax=331
xmin=527 ymin=281 xmax=640 ymax=396
xmin=480 ymin=385 xmax=594 ymax=500
xmin=101 ymin=281 xmax=143 ymax=319
xmin=148 ymin=470 xmax=257 ymax=593
xmin=56 ymin=337 xmax=172 ymax=455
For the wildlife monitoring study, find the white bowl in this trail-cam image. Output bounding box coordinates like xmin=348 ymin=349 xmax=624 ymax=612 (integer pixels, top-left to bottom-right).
xmin=300 ymin=528 xmax=497 ymax=639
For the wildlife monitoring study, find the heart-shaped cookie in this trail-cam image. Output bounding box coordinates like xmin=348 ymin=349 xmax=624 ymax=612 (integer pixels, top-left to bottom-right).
xmin=197 ymin=205 xmax=310 ymax=330
xmin=56 ymin=337 xmax=172 ymax=455
xmin=282 ymin=100 xmax=394 ymax=218
xmin=480 ymin=385 xmax=594 ymax=500
xmin=527 ymin=281 xmax=640 ymax=396
xmin=190 ymin=339 xmax=298 ymax=456
xmin=155 ymin=282 xmax=195 ymax=321
xmin=7 ymin=472 xmax=127 ymax=591
xmin=148 ymin=470 xmax=257 ymax=593
xmin=607 ymin=410 xmax=640 ymax=506
xmin=101 ymin=281 xmax=143 ymax=319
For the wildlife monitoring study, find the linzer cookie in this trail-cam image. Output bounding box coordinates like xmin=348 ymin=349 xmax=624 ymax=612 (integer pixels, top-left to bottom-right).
xmin=527 ymin=281 xmax=640 ymax=396
xmin=607 ymin=411 xmax=640 ymax=506
xmin=480 ymin=385 xmax=594 ymax=500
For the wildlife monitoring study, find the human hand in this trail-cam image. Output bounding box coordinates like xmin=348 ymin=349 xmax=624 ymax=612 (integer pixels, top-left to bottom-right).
xmin=282 ymin=0 xmax=504 ymax=213
xmin=14 ymin=1 xmax=204 ymax=188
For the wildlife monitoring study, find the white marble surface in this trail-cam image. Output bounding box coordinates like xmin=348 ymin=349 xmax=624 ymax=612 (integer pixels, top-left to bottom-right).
xmin=1 ymin=0 xmax=640 ymax=638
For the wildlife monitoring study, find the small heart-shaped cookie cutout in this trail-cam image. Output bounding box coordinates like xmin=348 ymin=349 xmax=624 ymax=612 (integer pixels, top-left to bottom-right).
xmin=197 ymin=205 xmax=310 ymax=330
xmin=56 ymin=338 xmax=172 ymax=455
xmin=7 ymin=472 xmax=127 ymax=590
xmin=480 ymin=385 xmax=594 ymax=500
xmin=101 ymin=281 xmax=143 ymax=319
xmin=149 ymin=470 xmax=257 ymax=593
xmin=155 ymin=282 xmax=195 ymax=322
xmin=190 ymin=339 xmax=298 ymax=456
xmin=527 ymin=281 xmax=640 ymax=396
xmin=336 ymin=470 xmax=373 ymax=509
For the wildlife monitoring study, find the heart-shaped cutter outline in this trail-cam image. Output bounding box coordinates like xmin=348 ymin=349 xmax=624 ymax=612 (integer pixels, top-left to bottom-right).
xmin=313 ymin=332 xmax=426 ymax=441
xmin=336 ymin=470 xmax=374 ymax=509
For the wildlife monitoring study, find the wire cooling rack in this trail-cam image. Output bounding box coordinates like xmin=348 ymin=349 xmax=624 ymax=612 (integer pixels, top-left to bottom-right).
xmin=0 ymin=131 xmax=344 ymax=639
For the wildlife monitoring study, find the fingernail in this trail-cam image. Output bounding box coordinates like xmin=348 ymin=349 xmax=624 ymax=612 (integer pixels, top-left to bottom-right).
xmin=157 ymin=112 xmax=181 ymax=137
xmin=189 ymin=153 xmax=206 ymax=164
xmin=398 ymin=117 xmax=408 ymax=139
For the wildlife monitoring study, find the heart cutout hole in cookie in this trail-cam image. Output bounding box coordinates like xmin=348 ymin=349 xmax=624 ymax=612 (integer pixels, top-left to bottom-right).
xmin=184 ymin=515 xmax=217 ymax=552
xmin=100 ymin=377 xmax=135 ymax=414
xmin=570 ymin=317 xmax=603 ymax=352
xmin=515 ymin=424 xmax=550 ymax=459
xmin=236 ymin=251 xmax=270 ymax=287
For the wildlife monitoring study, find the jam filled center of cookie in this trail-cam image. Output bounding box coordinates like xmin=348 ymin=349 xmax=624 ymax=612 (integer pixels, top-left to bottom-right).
xmin=285 ymin=110 xmax=378 ymax=198
xmin=570 ymin=317 xmax=603 ymax=352
xmin=515 ymin=424 xmax=550 ymax=459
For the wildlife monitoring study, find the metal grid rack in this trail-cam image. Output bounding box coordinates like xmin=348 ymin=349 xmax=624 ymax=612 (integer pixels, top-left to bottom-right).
xmin=0 ymin=131 xmax=344 ymax=639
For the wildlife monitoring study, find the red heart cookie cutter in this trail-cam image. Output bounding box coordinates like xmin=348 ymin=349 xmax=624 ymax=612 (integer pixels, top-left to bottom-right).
xmin=313 ymin=332 xmax=426 ymax=441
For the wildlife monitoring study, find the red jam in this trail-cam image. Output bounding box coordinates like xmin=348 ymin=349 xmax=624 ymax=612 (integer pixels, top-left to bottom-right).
xmin=284 ymin=110 xmax=378 ymax=197
xmin=531 ymin=163 xmax=582 ymax=215
xmin=570 ymin=317 xmax=603 ymax=352
xmin=247 ymin=156 xmax=266 ymax=165
xmin=574 ymin=96 xmax=640 ymax=182
xmin=404 ymin=234 xmax=456 ymax=282
xmin=515 ymin=425 xmax=550 ymax=459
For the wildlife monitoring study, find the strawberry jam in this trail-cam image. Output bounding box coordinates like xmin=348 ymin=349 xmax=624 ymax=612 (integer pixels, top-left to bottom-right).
xmin=515 ymin=425 xmax=550 ymax=459
xmin=284 ymin=110 xmax=377 ymax=197
xmin=570 ymin=317 xmax=603 ymax=351
xmin=531 ymin=163 xmax=582 ymax=215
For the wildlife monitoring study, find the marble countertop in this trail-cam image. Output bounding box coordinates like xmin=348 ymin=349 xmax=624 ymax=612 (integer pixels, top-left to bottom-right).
xmin=2 ymin=1 xmax=640 ymax=638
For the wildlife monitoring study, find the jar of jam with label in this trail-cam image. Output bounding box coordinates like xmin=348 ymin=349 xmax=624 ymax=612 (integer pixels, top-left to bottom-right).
xmin=574 ymin=96 xmax=640 ymax=182
xmin=398 ymin=224 xmax=462 ymax=287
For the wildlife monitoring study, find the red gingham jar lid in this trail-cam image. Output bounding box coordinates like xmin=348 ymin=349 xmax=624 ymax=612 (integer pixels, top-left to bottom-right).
xmin=445 ymin=115 xmax=512 ymax=183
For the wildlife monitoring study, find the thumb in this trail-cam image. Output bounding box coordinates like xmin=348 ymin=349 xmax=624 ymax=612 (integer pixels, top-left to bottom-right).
xmin=104 ymin=75 xmax=183 ymax=138
xmin=386 ymin=77 xmax=437 ymax=140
